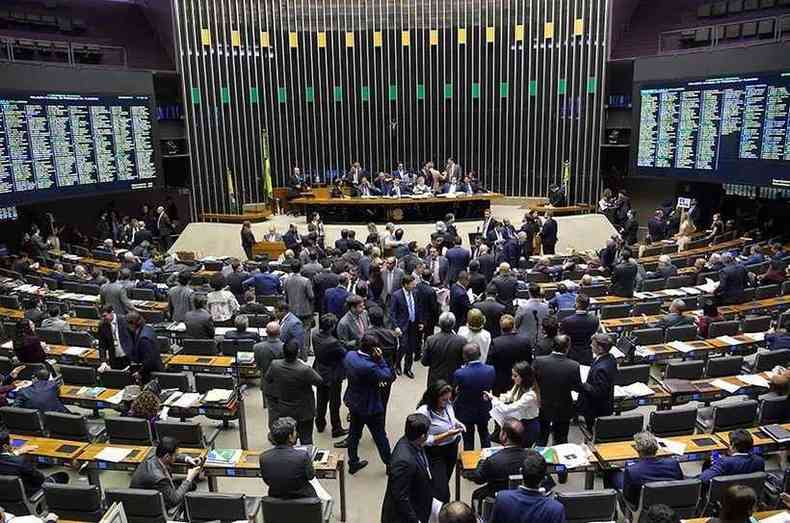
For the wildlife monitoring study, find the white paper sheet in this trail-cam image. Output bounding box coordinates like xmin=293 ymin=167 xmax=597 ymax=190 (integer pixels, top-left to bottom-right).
xmin=736 ymin=374 xmax=771 ymax=388
xmin=668 ymin=341 xmax=697 ymax=353
xmin=95 ymin=447 xmax=132 ymax=463
xmin=552 ymin=444 xmax=591 ymax=468
xmin=1 ymin=340 xmax=12 ymax=349
xmin=657 ymin=438 xmax=686 ymax=456
xmin=173 ymin=392 xmax=201 ymax=408
xmin=621 ymin=382 xmax=655 ymax=397
xmin=697 ymin=279 xmax=719 ymax=293
xmin=579 ymin=365 xmax=590 ymax=383
xmin=716 ymin=335 xmax=743 ymax=346
xmin=757 ymin=511 xmax=790 ymax=523
xmin=203 ymin=389 xmax=233 ymax=403
xmin=680 ymin=287 xmax=703 ymax=295
xmin=745 ymin=332 xmax=765 ymax=342
xmin=309 ymin=478 xmax=333 ymax=502
xmin=710 ymin=379 xmax=742 ymax=393
xmin=106 ymin=391 xmax=125 ymax=405
xmin=64 ymin=347 xmax=88 ymax=356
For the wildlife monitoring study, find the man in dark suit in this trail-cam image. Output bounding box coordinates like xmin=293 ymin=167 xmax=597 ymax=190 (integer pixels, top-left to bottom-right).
xmin=610 ymin=248 xmax=638 ymax=298
xmin=129 ymin=436 xmax=202 ymax=511
xmin=389 ymin=275 xmax=422 ymax=379
xmin=265 ymin=339 xmax=323 ymax=445
xmin=621 ymin=209 xmax=639 ymax=245
xmin=467 ymin=261 xmax=487 ymax=296
xmin=490 ymin=450 xmax=566 ymax=523
xmin=559 ymin=293 xmax=600 ymax=365
xmin=647 ymin=209 xmax=668 ymax=242
xmin=100 ymin=269 xmax=137 ymax=316
xmin=466 ymin=419 xmax=528 ymax=511
xmin=225 ymin=260 xmax=250 ymax=302
xmin=481 ymin=208 xmax=498 ymax=244
xmin=414 ymin=270 xmax=440 ymax=353
xmin=715 ymin=253 xmax=748 ymax=305
xmin=540 ymin=211 xmax=558 ymax=255
xmin=449 ymin=271 xmax=471 ymax=326
xmin=312 ymin=314 xmax=347 ymax=438
xmin=445 ymin=237 xmax=471 ymax=284
xmin=323 ymin=274 xmax=350 ymax=318
xmin=453 ymin=343 xmax=496 ymax=450
xmin=97 ymin=305 xmax=134 ymax=369
xmin=184 ymin=294 xmax=215 ymax=339
xmin=651 ymin=299 xmax=694 ymax=329
xmin=491 ymin=264 xmax=519 ymax=314
xmin=608 ymin=431 xmax=684 ymax=506
xmin=475 ymin=244 xmax=497 ymax=281
xmin=14 ymin=369 xmax=69 ymax=414
xmin=422 ymin=312 xmax=467 ymax=386
xmin=259 ymin=416 xmax=318 ymax=499
xmin=472 ymin=285 xmax=507 ymax=338
xmin=425 ymin=246 xmax=449 ymax=287
xmin=127 ymin=311 xmax=164 ymax=384
xmin=533 ymin=335 xmax=582 ymax=447
xmin=381 ymin=413 xmax=434 ymax=523
xmin=486 ymin=315 xmax=533 ymax=395
xmin=577 ymin=334 xmax=617 ymax=431
xmin=699 ymin=429 xmax=765 ymax=485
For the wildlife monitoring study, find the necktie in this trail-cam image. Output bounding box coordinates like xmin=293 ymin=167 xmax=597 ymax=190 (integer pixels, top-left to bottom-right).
xmin=356 ymin=315 xmax=365 ymax=337
xmin=388 ymin=273 xmax=393 ymax=290
xmin=406 ymin=292 xmax=415 ymax=322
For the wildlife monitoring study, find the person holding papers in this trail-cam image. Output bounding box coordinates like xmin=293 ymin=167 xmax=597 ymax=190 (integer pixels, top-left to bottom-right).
xmin=259 ymin=416 xmax=318 ymax=499
xmin=576 ymin=334 xmax=617 ymax=431
xmin=699 ymin=429 xmax=764 ymax=485
xmin=129 ymin=436 xmax=202 ymax=511
xmin=484 ymin=362 xmax=541 ymax=448
xmin=607 ymin=431 xmax=683 ymax=506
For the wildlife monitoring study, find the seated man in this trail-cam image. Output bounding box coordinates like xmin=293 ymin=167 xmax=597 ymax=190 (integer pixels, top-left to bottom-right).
xmin=223 ymin=314 xmax=261 ymax=343
xmin=14 ymin=369 xmax=70 ymax=414
xmin=0 ymin=430 xmax=69 ymax=496
xmin=438 ymin=501 xmax=477 ymax=523
xmin=467 ymin=419 xmax=528 ymax=510
xmin=608 ymin=431 xmax=683 ymax=507
xmin=40 ymin=306 xmax=71 ymax=332
xmin=699 ymin=429 xmax=764 ymax=485
xmin=259 ymin=416 xmax=318 ymax=499
xmin=129 ymin=436 xmax=202 ymax=511
xmin=651 ymin=299 xmax=693 ymax=330
xmin=184 ymin=294 xmax=215 ymax=339
xmin=489 ymin=450 xmax=565 ymax=523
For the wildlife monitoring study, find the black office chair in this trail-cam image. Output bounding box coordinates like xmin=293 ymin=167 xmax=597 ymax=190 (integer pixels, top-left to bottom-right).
xmin=0 ymin=355 xmax=11 ymax=376
xmin=628 ymin=479 xmax=702 ymax=522
xmin=698 ymin=399 xmax=759 ymax=432
xmin=741 ymin=315 xmax=772 ymax=334
xmin=155 ymin=420 xmax=219 ymax=448
xmin=0 ymin=475 xmax=45 ymax=516
xmin=78 ymin=284 xmax=101 ymax=296
xmin=59 ymin=364 xmax=97 ymax=386
xmin=753 ymin=349 xmax=790 ymax=372
xmin=665 ymin=360 xmax=705 ymax=380
xmin=583 ymin=285 xmax=608 ymax=298
xmin=591 ymin=413 xmax=644 ymax=443
xmin=141 ymin=310 xmax=167 ymax=324
xmin=62 ymin=330 xmax=95 ymax=348
xmin=666 ymin=275 xmax=694 ymax=289
xmin=105 ymin=488 xmax=170 ymax=523
xmin=615 ymin=365 xmax=651 ymax=386
xmin=709 ymin=320 xmax=740 ymax=338
xmin=757 ymin=395 xmax=789 ymax=425
xmin=129 ymin=287 xmax=156 ymax=301
xmin=36 ymin=328 xmax=63 ymax=345
xmin=185 ymin=492 xmax=262 ymax=523
xmin=72 ymin=305 xmax=99 ymax=320
xmin=44 ymin=411 xmax=105 ymax=442
xmin=43 ymin=483 xmax=103 ymax=522
xmin=181 ymin=338 xmax=218 ymax=356
xmin=632 ymin=302 xmax=662 ymax=317
xmin=648 ymin=408 xmax=698 ymax=437
xmin=0 ymin=295 xmax=21 ymax=309
xmin=755 ymin=284 xmax=780 ymax=300
xmin=641 ymin=279 xmax=666 ymax=292
xmin=61 ymin=281 xmax=82 ymax=293
xmin=16 ymin=363 xmax=49 ymax=381
xmin=105 ymin=416 xmax=154 ymax=445
xmin=260 ymin=496 xmax=331 ymax=523
xmin=41 ymin=276 xmax=57 ymax=290
xmin=779 ymin=310 xmax=790 ymax=329
xmin=99 ymin=369 xmax=135 ymax=389
xmin=151 ymin=371 xmax=191 ymax=392
xmin=705 ymin=356 xmax=744 ymax=378
xmin=556 ymin=490 xmax=617 ymax=523
xmin=195 ymin=373 xmax=234 ymax=394
xmin=0 ymin=406 xmax=45 ymax=436
xmin=219 ymin=338 xmax=255 ymax=357
xmin=601 ymin=304 xmax=633 ymax=320
xmin=782 ymin=280 xmax=790 ymax=297
xmin=664 ymin=324 xmax=698 ymax=342
xmin=631 ymin=328 xmax=664 ymax=347
xmin=156 ymin=336 xmax=172 ymax=354
xmin=704 ymin=472 xmax=767 ymax=516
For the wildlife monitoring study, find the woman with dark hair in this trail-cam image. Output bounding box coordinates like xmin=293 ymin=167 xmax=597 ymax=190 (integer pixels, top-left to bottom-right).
xmin=484 ymin=361 xmax=540 ymax=447
xmin=13 ymin=319 xmax=46 ymax=364
xmin=368 ymin=263 xmax=384 ymax=304
xmin=696 ymin=299 xmax=724 ymax=338
xmin=416 ymin=380 xmax=465 ymax=502
xmin=710 ymin=485 xmax=757 ymax=523
xmin=365 ymin=223 xmax=380 ymax=247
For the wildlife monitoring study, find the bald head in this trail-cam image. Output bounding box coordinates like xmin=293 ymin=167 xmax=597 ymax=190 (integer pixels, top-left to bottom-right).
xmin=462 ymin=343 xmax=481 ymax=362
xmin=438 ymin=501 xmax=477 ymax=523
xmin=265 ymin=321 xmax=281 ymax=338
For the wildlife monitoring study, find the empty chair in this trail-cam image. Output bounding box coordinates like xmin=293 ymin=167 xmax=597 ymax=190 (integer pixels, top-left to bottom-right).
xmin=105 ymin=416 xmax=154 ymax=445
xmin=62 ymin=330 xmax=94 ymax=347
xmin=755 ymin=285 xmax=780 ymax=300
xmin=0 ymin=295 xmax=21 ymax=309
xmin=600 ymin=304 xmax=632 ymax=320
xmin=151 ymin=371 xmax=191 ymax=392
xmin=128 ymin=287 xmax=156 ymax=301
xmin=758 ymin=395 xmax=788 ymax=425
xmin=632 ymin=328 xmax=664 ymax=347
xmin=705 ymin=356 xmax=744 ymax=378
xmin=36 ymin=328 xmax=63 ymax=345
xmin=0 ymin=475 xmax=45 ymax=516
xmin=44 ymin=411 xmax=103 ymax=442
xmin=753 ymin=349 xmax=790 ymax=371
xmin=260 ymin=496 xmax=331 ymax=523
xmin=699 ymin=400 xmax=759 ymax=432
xmin=0 ymin=355 xmax=11 ymax=375
xmin=43 ymin=483 xmax=103 ymax=522
xmin=632 ymin=302 xmax=662 ymax=317
xmin=185 ymin=492 xmax=261 ymax=523
xmin=59 ymin=364 xmax=97 ymax=386
xmin=705 ymin=472 xmax=767 ymax=515
xmin=742 ymin=315 xmax=772 ymax=333
xmin=156 ymin=336 xmax=172 ymax=354
xmin=195 ymin=372 xmax=234 ymax=394
xmin=708 ymin=320 xmax=739 ymax=338
xmin=648 ymin=408 xmax=698 ymax=437
xmin=665 ymin=360 xmax=705 ymax=380
xmin=99 ymin=369 xmax=134 ymax=389
xmin=105 ymin=488 xmax=169 ymax=523
xmin=758 ymin=19 xmax=776 ymax=37
xmin=666 ymin=275 xmax=694 ymax=289
xmin=779 ymin=310 xmax=790 ymax=329
xmin=641 ymin=279 xmax=666 ymax=292
xmin=556 ymin=490 xmax=617 ymax=523
xmin=181 ymin=338 xmax=218 ymax=356
xmin=629 ymin=479 xmax=702 ymax=520
xmin=592 ymin=413 xmax=644 ymax=443
xmin=16 ymin=363 xmax=48 ymax=381
xmin=665 ymin=324 xmax=698 ymax=342
xmin=155 ymin=420 xmax=215 ymax=448
xmin=219 ymin=338 xmax=255 ymax=357
xmin=0 ymin=406 xmax=44 ymax=436
xmin=72 ymin=305 xmax=99 ymax=320
xmin=615 ymin=365 xmax=651 ymax=386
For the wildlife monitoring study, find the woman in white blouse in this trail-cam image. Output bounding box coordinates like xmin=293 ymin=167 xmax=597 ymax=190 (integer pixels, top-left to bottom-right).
xmin=415 ymin=380 xmax=465 ymax=503
xmin=484 ymin=361 xmax=541 ymax=447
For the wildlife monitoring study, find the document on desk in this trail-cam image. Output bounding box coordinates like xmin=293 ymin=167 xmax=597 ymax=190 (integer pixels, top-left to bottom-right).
xmin=657 ymin=438 xmax=686 ymax=456
xmin=106 ymin=390 xmax=125 ymax=405
xmin=736 ymin=374 xmax=770 ymax=388
xmin=95 ymin=447 xmax=133 ymax=463
xmin=697 ymin=279 xmax=719 ymax=293
xmin=745 ymin=332 xmax=765 ymax=342
xmin=710 ymin=379 xmax=742 ymax=393
xmin=206 ymin=449 xmax=243 ymax=464
xmin=64 ymin=347 xmax=89 ymax=356
xmin=716 ymin=335 xmax=744 ymax=346
xmin=203 ymin=389 xmax=233 ymax=403
xmin=173 ymin=392 xmax=201 ymax=408
xmin=668 ymin=341 xmax=697 ymax=354
xmin=552 ymin=444 xmax=590 ymax=468
xmin=757 ymin=511 xmax=790 ymax=523
xmin=680 ymin=287 xmax=702 ymax=295
xmin=1 ymin=340 xmax=12 ymax=349
xmin=615 ymin=382 xmax=655 ymax=398
xmin=610 ymin=347 xmax=626 ymax=360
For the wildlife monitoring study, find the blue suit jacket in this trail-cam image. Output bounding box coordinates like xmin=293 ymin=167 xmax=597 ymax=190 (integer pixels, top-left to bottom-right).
xmin=14 ymin=380 xmax=68 ymax=414
xmin=343 ymin=350 xmax=392 ymax=415
xmin=450 ymin=283 xmax=471 ymax=326
xmin=621 ymin=457 xmax=684 ymax=505
xmin=279 ymin=313 xmax=305 ymax=349
xmin=490 ymin=487 xmax=566 ymax=523
xmin=388 ymin=288 xmax=420 ymax=332
xmin=577 ymin=353 xmax=617 ymax=419
xmin=243 ymin=272 xmax=281 ymax=295
xmin=699 ymin=453 xmax=765 ymax=484
xmin=445 ymin=247 xmax=471 ymax=283
xmin=324 ymin=287 xmax=350 ymax=319
xmin=453 ymin=361 xmax=496 ymax=424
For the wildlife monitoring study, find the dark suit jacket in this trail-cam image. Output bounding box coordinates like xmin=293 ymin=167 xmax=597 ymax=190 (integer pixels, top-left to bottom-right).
xmin=14 ymin=335 xmax=47 ymax=364
xmin=577 ymin=353 xmax=617 ymax=419
xmin=259 ymin=445 xmax=317 ymax=499
xmin=560 ymin=312 xmax=600 ymax=365
xmin=621 ymin=457 xmax=684 ymax=505
xmin=473 ymin=299 xmax=507 ymax=338
xmin=468 ymin=446 xmax=528 ymax=499
xmin=421 ymin=331 xmax=467 ymax=386
xmin=132 ymin=324 xmax=163 ymax=383
xmin=184 ymin=309 xmax=215 ymax=339
xmin=610 ymin=261 xmax=638 ymax=298
xmin=130 ymin=453 xmax=193 ymax=509
xmin=622 ymin=218 xmax=639 ymax=245
xmin=541 ymin=218 xmax=558 ymax=245
xmin=414 ymin=282 xmax=439 ymax=331
xmin=486 ymin=333 xmax=533 ymax=395
xmin=469 ymin=272 xmax=487 ymax=296
xmin=312 ymin=331 xmax=346 ymax=384
xmin=699 ymin=453 xmax=765 ymax=484
xmin=381 ymin=437 xmax=433 ymax=523
xmin=453 ymin=361 xmax=496 ymax=423
xmin=476 ymin=254 xmax=497 ymax=281
xmin=716 ymin=263 xmax=748 ymax=302
xmin=491 ymin=275 xmax=519 ymax=309
xmin=388 ymin=288 xmax=420 ymax=332
xmin=14 ymin=380 xmax=69 ymax=414
xmin=490 ymin=487 xmax=566 ymax=523
xmin=450 ymin=283 xmax=471 ymax=326
xmin=0 ymin=450 xmax=47 ymax=495
xmin=446 ymin=247 xmax=471 ymax=283
xmin=533 ymin=353 xmax=582 ymax=422
xmin=647 ymin=217 xmax=667 ymax=241
xmin=265 ymin=359 xmax=323 ymax=422
xmin=97 ymin=314 xmax=134 ymax=368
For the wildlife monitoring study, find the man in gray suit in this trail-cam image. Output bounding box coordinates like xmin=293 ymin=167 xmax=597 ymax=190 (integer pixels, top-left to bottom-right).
xmin=168 ymin=271 xmax=194 ymax=322
xmin=425 ymin=246 xmax=449 ymax=286
xmin=129 ymin=436 xmax=202 ymax=511
xmin=254 ymin=321 xmax=285 ymax=404
xmin=100 ymin=269 xmax=137 ymax=316
xmin=264 ymin=339 xmax=323 ymax=445
xmin=381 ymin=257 xmax=405 ymax=304
xmin=514 ymin=283 xmax=549 ymax=346
xmin=337 ymin=295 xmax=370 ymax=350
xmin=284 ymin=260 xmax=315 ymax=357
xmin=184 ymin=294 xmax=215 ymax=339
xmin=259 ymin=417 xmax=318 ymax=499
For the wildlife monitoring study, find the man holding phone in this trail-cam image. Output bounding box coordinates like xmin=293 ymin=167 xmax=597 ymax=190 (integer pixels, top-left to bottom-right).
xmin=129 ymin=436 xmax=202 ymax=511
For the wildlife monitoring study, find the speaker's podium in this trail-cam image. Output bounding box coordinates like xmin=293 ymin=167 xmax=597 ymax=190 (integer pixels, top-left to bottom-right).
xmin=251 ymin=240 xmax=286 ymax=260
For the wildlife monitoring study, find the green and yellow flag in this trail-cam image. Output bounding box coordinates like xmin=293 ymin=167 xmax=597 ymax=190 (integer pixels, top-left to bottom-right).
xmin=262 ymin=129 xmax=273 ymax=200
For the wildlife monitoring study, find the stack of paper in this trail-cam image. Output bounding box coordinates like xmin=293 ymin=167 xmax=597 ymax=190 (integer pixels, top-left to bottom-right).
xmin=680 ymin=287 xmax=702 ymax=295
xmin=657 ymin=438 xmax=686 ymax=456
xmin=716 ymin=335 xmax=743 ymax=346
xmin=668 ymin=341 xmax=697 ymax=354
xmin=163 ymin=391 xmax=183 ymax=406
xmin=1 ymin=340 xmax=12 ymax=349
xmin=552 ymin=444 xmax=591 ymax=469
xmin=610 ymin=347 xmax=626 ymax=360
xmin=745 ymin=332 xmax=765 ymax=342
xmin=206 ymin=448 xmax=243 ymax=465
xmin=64 ymin=347 xmax=89 ymax=356
xmin=614 ymin=382 xmax=655 ymax=398
xmin=710 ymin=379 xmax=742 ymax=393
xmin=204 ymin=389 xmax=233 ymax=403
xmin=173 ymin=392 xmax=201 ymax=408
xmin=663 ymin=289 xmax=685 ymax=297
xmin=635 ymin=346 xmax=655 ymax=358
xmin=758 ymin=511 xmax=789 ymax=523
xmin=236 ymin=352 xmax=255 ymax=364
xmin=95 ymin=447 xmax=133 ymax=463
xmin=697 ymin=279 xmax=719 ymax=293
xmin=736 ymin=374 xmax=770 ymax=388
